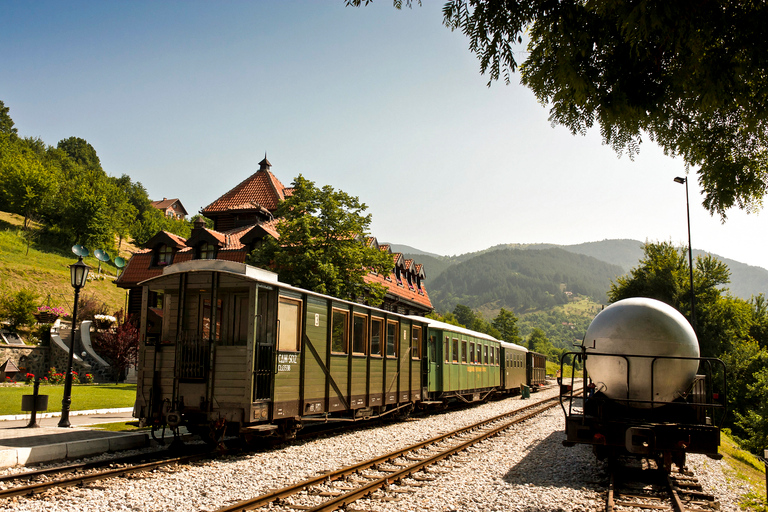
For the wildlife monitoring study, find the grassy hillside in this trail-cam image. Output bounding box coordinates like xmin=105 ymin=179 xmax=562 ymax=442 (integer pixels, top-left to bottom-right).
xmin=0 ymin=212 xmax=129 ymax=315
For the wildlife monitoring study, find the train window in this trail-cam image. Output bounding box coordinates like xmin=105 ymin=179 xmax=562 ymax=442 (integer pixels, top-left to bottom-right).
xmin=496 ymin=347 xmax=499 ymax=366
xmin=461 ymin=340 xmax=467 ymax=363
xmin=469 ymin=342 xmax=475 ymax=364
xmin=452 ymin=338 xmax=459 ymax=363
xmin=444 ymin=337 xmax=450 ymax=363
xmin=484 ymin=345 xmax=489 ymax=364
xmin=352 ymin=314 xmax=367 ymax=355
xmin=277 ymin=297 xmax=301 ymax=352
xmin=386 ymin=320 xmax=398 ymax=357
xmin=331 ymin=309 xmax=349 ymax=354
xmin=201 ymin=298 xmax=222 ymax=342
xmin=411 ymin=326 xmax=421 ymax=359
xmin=370 ymin=317 xmax=383 ymax=356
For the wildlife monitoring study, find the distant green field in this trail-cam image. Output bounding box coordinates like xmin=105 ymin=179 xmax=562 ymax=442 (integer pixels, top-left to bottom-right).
xmin=0 ymin=384 xmax=136 ymax=416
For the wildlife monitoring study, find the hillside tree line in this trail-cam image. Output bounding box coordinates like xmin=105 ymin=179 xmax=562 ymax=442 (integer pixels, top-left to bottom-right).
xmin=0 ymin=100 xmax=192 ymax=254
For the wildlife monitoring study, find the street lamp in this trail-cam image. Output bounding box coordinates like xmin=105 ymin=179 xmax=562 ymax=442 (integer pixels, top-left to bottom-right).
xmin=58 ymin=255 xmax=90 ymax=427
xmin=674 ymin=176 xmax=696 ymax=332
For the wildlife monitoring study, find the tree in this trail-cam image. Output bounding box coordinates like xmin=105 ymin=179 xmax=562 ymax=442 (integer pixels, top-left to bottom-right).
xmin=452 ymin=304 xmax=477 ymax=328
xmin=0 ymin=289 xmax=39 ymax=331
xmin=527 ymin=327 xmax=550 ymax=353
xmin=0 ymin=133 xmax=58 ymax=232
xmin=93 ymin=312 xmax=139 ymax=383
xmin=247 ymin=175 xmax=394 ymax=304
xmin=491 ymin=307 xmax=522 ymax=344
xmin=57 ymin=137 xmax=103 ymax=174
xmin=351 ymin=1 xmax=768 ymax=218
xmin=0 ymin=100 xmax=18 ymax=135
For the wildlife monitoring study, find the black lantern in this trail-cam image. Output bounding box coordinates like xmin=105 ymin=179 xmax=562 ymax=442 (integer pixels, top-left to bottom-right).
xmin=59 ymin=255 xmax=90 ymax=427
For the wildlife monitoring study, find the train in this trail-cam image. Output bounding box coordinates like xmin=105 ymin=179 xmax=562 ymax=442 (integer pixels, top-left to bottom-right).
xmin=559 ymin=297 xmax=727 ymax=471
xmin=132 ymin=259 xmax=547 ymax=442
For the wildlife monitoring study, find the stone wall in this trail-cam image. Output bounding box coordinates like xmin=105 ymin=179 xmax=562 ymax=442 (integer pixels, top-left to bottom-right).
xmin=0 ymin=345 xmax=49 ymax=379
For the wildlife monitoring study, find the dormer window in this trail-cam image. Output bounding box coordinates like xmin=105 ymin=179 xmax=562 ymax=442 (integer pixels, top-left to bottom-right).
xmin=198 ymin=242 xmax=216 ymax=260
xmin=156 ymin=244 xmax=174 ymax=266
xmin=395 ymin=267 xmax=402 ymax=285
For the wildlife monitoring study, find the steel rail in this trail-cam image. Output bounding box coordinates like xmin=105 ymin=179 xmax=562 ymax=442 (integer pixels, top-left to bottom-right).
xmin=217 ymin=396 xmax=562 ymax=512
xmin=0 ymin=453 xmax=210 ymax=500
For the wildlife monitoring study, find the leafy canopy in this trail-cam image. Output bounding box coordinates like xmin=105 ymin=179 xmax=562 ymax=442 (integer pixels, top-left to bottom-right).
xmin=350 ymin=1 xmax=768 ymax=218
xmin=247 ymin=175 xmax=393 ymax=305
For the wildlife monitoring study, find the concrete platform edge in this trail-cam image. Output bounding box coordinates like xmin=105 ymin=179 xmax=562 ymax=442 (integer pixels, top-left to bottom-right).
xmin=1 ymin=431 xmax=149 ymax=468
xmin=0 ymin=407 xmax=134 ymax=422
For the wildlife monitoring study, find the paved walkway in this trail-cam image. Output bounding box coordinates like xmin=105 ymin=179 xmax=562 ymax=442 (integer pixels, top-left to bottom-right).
xmin=0 ymin=408 xmax=149 ymax=468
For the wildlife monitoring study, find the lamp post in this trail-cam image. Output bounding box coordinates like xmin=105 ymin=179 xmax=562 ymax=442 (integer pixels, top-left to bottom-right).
xmin=58 ymin=255 xmax=90 ymax=427
xmin=674 ymin=176 xmax=696 ymax=332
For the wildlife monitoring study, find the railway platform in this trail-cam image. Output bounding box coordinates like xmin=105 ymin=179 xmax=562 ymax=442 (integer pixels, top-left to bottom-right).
xmin=0 ymin=408 xmax=149 ymax=468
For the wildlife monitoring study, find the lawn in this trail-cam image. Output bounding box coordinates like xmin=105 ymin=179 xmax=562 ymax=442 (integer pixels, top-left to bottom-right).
xmin=0 ymin=384 xmax=136 ymax=416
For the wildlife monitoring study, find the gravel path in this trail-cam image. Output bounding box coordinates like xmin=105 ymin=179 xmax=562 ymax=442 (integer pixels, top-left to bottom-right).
xmin=1 ymin=387 xmax=750 ymax=512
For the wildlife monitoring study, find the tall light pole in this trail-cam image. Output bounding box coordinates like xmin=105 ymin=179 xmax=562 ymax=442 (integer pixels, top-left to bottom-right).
xmin=59 ymin=255 xmax=90 ymax=427
xmin=674 ymin=176 xmax=696 ymax=332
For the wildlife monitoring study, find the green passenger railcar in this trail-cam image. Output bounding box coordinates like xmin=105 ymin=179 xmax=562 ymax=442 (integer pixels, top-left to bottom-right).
xmin=134 ymin=260 xmax=427 ymax=441
xmin=417 ymin=317 xmax=520 ymax=403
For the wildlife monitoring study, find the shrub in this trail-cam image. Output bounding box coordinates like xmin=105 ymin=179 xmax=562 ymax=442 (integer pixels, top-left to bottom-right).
xmin=25 ymin=373 xmax=34 ymax=384
xmin=0 ymin=289 xmax=39 ymax=330
xmin=77 ymin=293 xmax=109 ymax=323
xmin=83 ymin=373 xmax=94 ymax=384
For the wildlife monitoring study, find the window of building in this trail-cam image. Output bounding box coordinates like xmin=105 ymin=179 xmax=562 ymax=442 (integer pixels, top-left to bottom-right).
xmin=386 ymin=320 xmax=398 ymax=357
xmin=156 ymin=244 xmax=173 ymax=266
xmin=352 ymin=314 xmax=367 ymax=355
xmin=277 ymin=297 xmax=301 ymax=351
xmin=452 ymin=338 xmax=459 ymax=363
xmin=331 ymin=309 xmax=348 ymax=354
xmin=411 ymin=326 xmax=421 ymax=359
xmin=198 ymin=242 xmax=216 ymax=260
xmin=370 ymin=317 xmax=383 ymax=356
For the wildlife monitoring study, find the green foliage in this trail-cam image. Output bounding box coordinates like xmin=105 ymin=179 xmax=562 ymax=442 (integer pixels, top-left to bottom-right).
xmin=0 ymin=100 xmax=169 ymax=254
xmin=0 ymin=100 xmax=17 ymax=135
xmin=431 ymin=247 xmax=622 ymax=313
xmin=0 ymin=289 xmax=39 ymax=330
xmin=608 ymin=241 xmax=732 ymax=356
xmin=440 ymin=0 xmax=768 ymax=218
xmin=247 ymin=175 xmax=393 ymax=305
xmin=491 ymin=307 xmax=521 ymax=344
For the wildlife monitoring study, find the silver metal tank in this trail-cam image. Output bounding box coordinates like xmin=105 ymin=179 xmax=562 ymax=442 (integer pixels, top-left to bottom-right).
xmin=584 ymin=297 xmax=699 ymax=408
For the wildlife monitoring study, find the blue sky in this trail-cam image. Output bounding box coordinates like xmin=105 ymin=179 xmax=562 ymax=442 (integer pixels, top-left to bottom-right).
xmin=3 ymin=1 xmax=767 ymax=272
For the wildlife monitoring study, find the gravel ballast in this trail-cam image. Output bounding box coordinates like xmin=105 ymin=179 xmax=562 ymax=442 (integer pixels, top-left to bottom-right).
xmin=1 ymin=387 xmax=751 ymax=511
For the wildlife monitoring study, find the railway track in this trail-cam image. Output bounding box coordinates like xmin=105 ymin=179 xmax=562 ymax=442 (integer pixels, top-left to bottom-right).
xmin=0 ymin=448 xmax=214 ymax=500
xmin=605 ymin=459 xmax=719 ymax=512
xmin=215 ymin=395 xmax=563 ymax=512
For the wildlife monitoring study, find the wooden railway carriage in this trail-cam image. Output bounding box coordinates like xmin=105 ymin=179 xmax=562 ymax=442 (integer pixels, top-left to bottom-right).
xmin=134 ymin=260 xmax=426 ymax=439
xmin=526 ymin=351 xmax=547 ymax=389
xmin=499 ymin=341 xmax=529 ymax=392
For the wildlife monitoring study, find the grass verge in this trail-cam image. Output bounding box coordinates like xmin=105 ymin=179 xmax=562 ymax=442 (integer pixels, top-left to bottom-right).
xmin=0 ymin=384 xmax=136 ymax=416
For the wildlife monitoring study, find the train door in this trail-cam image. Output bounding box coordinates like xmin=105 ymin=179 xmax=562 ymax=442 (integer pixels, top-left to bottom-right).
xmin=252 ymin=286 xmax=277 ymax=401
xmin=427 ymin=333 xmax=441 ymax=392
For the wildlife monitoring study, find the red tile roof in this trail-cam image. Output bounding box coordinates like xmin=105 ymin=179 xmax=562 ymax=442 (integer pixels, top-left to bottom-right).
xmin=364 ymin=272 xmax=432 ymax=309
xmin=202 ymin=169 xmax=290 ymax=214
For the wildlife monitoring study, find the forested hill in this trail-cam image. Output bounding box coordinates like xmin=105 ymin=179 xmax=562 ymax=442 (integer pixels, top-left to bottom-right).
xmin=394 ymin=239 xmax=768 ymax=303
xmin=427 ymin=247 xmax=624 ymax=314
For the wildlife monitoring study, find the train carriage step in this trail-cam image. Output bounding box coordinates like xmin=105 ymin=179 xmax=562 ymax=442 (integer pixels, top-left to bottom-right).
xmin=240 ymin=424 xmax=279 ymax=433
